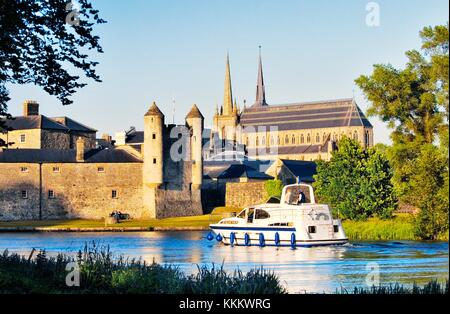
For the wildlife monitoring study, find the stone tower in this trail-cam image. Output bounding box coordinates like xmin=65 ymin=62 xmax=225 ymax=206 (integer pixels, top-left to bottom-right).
xmin=186 ymin=104 xmax=204 ymax=190
xmin=143 ymin=101 xmax=164 ymax=217
xmin=213 ymin=53 xmax=239 ymax=149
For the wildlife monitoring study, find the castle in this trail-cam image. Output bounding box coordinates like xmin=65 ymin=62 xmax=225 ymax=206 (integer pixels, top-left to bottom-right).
xmin=0 ymin=101 xmax=204 ymax=221
xmin=0 ymin=52 xmax=374 ymax=221
xmin=209 ymin=53 xmax=373 ymax=161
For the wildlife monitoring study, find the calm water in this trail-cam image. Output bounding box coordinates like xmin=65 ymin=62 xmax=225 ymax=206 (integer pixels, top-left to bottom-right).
xmin=0 ymin=231 xmax=448 ymax=293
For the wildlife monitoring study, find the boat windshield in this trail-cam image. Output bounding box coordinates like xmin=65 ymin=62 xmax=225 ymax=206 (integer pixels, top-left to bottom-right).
xmin=236 ymin=209 xmax=246 ymax=219
xmin=283 ymin=185 xmax=312 ymax=205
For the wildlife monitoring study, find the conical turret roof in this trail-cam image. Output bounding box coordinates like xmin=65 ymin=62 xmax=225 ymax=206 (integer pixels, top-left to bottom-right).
xmin=145 ymin=102 xmax=164 ymax=117
xmin=186 ymin=104 xmax=204 ymax=119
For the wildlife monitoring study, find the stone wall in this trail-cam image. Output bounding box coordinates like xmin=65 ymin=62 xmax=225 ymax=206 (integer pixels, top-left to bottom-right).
xmin=225 ymin=181 xmax=267 ymax=208
xmin=155 ymin=187 xmax=202 ymax=219
xmin=0 ymin=129 xmax=42 ymax=149
xmin=41 ymin=130 xmax=71 ymax=149
xmin=0 ymin=162 xmax=145 ymax=221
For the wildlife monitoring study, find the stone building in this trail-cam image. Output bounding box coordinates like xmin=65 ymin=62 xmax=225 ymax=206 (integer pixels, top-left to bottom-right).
xmin=0 ymin=102 xmax=204 ymax=221
xmin=0 ymin=100 xmax=97 ymax=150
xmin=210 ymin=52 xmax=374 ymax=161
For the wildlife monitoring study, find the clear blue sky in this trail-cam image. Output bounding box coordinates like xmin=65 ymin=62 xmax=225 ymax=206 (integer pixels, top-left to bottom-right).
xmin=6 ymin=0 xmax=449 ymax=144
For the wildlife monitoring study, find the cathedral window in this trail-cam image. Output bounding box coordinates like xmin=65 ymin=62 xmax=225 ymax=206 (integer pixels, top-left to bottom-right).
xmin=292 ymin=135 xmax=296 ymax=145
xmin=316 ymin=133 xmax=320 ymax=143
xmin=300 ymin=134 xmax=304 ymax=144
xmin=323 ymin=133 xmax=327 ymax=142
xmin=307 ymin=134 xmax=311 ymax=143
xmin=153 ymin=158 xmax=157 ymax=164
xmin=152 ymin=133 xmax=156 ymax=139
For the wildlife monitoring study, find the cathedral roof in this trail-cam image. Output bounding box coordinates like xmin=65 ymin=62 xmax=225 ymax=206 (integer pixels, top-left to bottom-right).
xmin=186 ymin=104 xmax=204 ymax=119
xmin=240 ymin=98 xmax=372 ymax=132
xmin=145 ymin=102 xmax=164 ymax=117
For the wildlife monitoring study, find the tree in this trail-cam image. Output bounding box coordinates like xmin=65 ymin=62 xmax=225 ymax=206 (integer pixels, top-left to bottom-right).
xmin=0 ymin=0 xmax=106 ymax=132
xmin=313 ymin=137 xmax=397 ymax=220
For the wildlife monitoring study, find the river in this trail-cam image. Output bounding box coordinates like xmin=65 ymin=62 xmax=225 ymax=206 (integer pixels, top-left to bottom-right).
xmin=0 ymin=231 xmax=447 ymax=293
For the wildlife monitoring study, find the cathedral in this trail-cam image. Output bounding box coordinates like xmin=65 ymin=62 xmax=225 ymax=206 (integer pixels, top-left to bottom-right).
xmin=209 ymin=52 xmax=374 ymax=161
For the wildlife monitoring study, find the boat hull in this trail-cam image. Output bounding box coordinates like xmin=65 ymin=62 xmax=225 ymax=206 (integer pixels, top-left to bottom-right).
xmin=209 ymin=225 xmax=348 ymax=247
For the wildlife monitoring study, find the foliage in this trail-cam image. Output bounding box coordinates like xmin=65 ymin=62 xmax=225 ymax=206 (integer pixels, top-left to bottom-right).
xmin=0 ymin=0 xmax=106 ymax=132
xmin=313 ymin=137 xmax=397 ymax=220
xmin=342 ymin=215 xmax=416 ymax=240
xmin=0 ymin=244 xmax=286 ymax=294
xmin=337 ymin=280 xmax=448 ymax=295
xmin=264 ymin=179 xmax=283 ymax=199
xmin=356 ymin=24 xmax=449 ymax=238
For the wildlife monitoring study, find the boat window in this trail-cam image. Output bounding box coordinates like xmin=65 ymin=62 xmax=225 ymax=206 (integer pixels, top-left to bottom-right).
xmin=247 ymin=208 xmax=255 ymax=223
xmin=308 ymin=226 xmax=316 ymax=233
xmin=236 ymin=209 xmax=246 ymax=219
xmin=255 ymin=209 xmax=270 ymax=220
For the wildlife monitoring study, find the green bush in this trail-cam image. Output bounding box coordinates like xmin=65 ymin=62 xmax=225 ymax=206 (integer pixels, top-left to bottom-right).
xmin=264 ymin=179 xmax=283 ymax=199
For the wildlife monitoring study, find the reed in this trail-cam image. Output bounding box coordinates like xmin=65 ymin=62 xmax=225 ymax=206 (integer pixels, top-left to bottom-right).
xmin=0 ymin=244 xmax=285 ymax=294
xmin=337 ymin=280 xmax=448 ymax=294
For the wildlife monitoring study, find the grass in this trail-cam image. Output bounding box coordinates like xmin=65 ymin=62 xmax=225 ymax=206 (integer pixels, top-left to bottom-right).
xmin=337 ymin=280 xmax=448 ymax=294
xmin=0 ymin=245 xmax=286 ymax=294
xmin=342 ymin=213 xmax=449 ymax=241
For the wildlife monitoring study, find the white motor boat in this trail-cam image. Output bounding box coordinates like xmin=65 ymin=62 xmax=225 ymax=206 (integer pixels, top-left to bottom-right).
xmin=209 ymin=183 xmax=348 ymax=247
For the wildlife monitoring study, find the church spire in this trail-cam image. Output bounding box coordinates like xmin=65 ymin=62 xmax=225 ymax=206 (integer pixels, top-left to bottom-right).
xmin=254 ymin=46 xmax=268 ymax=107
xmin=223 ymin=52 xmax=233 ymax=115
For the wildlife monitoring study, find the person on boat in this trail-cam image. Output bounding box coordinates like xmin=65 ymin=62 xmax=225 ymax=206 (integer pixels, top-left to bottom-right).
xmin=297 ymin=191 xmax=306 ymax=204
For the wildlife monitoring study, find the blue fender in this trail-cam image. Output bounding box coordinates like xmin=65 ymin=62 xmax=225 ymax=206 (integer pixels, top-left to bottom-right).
xmin=216 ymin=234 xmax=223 ymax=242
xmin=291 ymin=233 xmax=296 ymax=249
xmin=259 ymin=233 xmax=265 ymax=247
xmin=230 ymin=232 xmax=235 ymax=245
xmin=207 ymin=232 xmax=214 ymax=241
xmin=244 ymin=233 xmax=250 ymax=246
xmin=274 ymin=232 xmax=280 ymax=246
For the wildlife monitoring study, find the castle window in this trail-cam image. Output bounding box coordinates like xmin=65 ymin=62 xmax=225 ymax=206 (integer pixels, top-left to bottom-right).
xmin=307 ymin=134 xmax=311 ymax=143
xmin=52 ymin=167 xmax=60 ymax=173
xmin=20 ymin=167 xmax=28 ymax=173
xmin=285 ymin=135 xmax=289 ymax=145
xmin=316 ymin=133 xmax=320 ymax=143
xmin=300 ymin=134 xmax=304 ymax=144
xmin=152 ymin=133 xmax=156 ymax=139
xmin=48 ymin=190 xmax=55 ymax=199
xmin=21 ymin=190 xmax=28 ymax=199
xmin=97 ymin=167 xmax=105 ymax=173
xmin=20 ymin=134 xmax=26 ymax=143
xmin=112 ymin=190 xmax=118 ymax=199
xmin=153 ymin=158 xmax=157 ymax=164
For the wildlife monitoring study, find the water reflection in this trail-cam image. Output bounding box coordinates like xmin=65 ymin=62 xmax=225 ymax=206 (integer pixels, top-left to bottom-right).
xmin=0 ymin=232 xmax=447 ymax=293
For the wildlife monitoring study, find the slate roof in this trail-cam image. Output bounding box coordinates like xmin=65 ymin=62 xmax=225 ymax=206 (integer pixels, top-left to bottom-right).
xmin=51 ymin=117 xmax=97 ymax=132
xmin=280 ymin=159 xmax=317 ymax=182
xmin=4 ymin=115 xmax=69 ymax=131
xmin=240 ymin=98 xmax=373 ymax=132
xmin=126 ymin=131 xmax=144 ymax=144
xmin=217 ymin=164 xmax=273 ymax=180
xmin=0 ymin=148 xmax=142 ymax=163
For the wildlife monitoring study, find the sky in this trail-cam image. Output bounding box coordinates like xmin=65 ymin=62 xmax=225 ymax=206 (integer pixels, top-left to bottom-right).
xmin=5 ymin=0 xmax=449 ymax=144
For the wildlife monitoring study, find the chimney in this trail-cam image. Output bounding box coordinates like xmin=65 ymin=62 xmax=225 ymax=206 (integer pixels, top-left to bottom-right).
xmin=115 ymin=131 xmax=126 ymax=146
xmin=23 ymin=100 xmax=39 ymax=116
xmin=76 ymin=138 xmax=85 ymax=162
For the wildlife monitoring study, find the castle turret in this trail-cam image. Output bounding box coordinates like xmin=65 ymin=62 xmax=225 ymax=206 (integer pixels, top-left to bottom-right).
xmin=143 ymin=102 xmax=164 ymax=217
xmin=186 ymin=104 xmax=204 ymax=190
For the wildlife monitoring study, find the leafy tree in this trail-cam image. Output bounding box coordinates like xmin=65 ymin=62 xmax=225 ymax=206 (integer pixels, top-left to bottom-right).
xmin=410 ymin=144 xmax=449 ymax=240
xmin=0 ymin=0 xmax=106 ymax=132
xmin=264 ymin=179 xmax=283 ymax=199
xmin=313 ymin=137 xmax=397 ymax=220
xmin=356 ymin=24 xmax=449 ymax=238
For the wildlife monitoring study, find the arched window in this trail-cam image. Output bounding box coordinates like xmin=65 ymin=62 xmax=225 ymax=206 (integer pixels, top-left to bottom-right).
xmin=353 ymin=131 xmax=358 ymax=141
xmin=300 ymin=134 xmax=304 ymax=144
xmin=323 ymin=133 xmax=327 ymax=142
xmin=292 ymin=135 xmax=296 ymax=145
xmin=316 ymin=133 xmax=320 ymax=143
xmin=307 ymin=134 xmax=311 ymax=143
xmin=285 ymin=135 xmax=289 ymax=145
